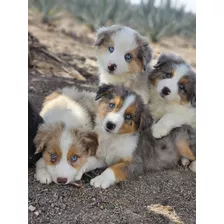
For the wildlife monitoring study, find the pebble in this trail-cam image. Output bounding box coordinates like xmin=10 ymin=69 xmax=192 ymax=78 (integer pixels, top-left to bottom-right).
xmin=34 ymin=211 xmax=39 ymax=216
xmin=28 ymin=205 xmax=36 ymax=212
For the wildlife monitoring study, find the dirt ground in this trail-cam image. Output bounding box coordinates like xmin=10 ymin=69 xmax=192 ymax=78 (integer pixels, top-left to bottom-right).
xmin=28 ymin=13 xmax=196 ymax=224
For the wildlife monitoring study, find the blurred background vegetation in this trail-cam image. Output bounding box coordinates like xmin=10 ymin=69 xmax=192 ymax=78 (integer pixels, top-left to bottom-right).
xmin=28 ymin=0 xmax=196 ymax=45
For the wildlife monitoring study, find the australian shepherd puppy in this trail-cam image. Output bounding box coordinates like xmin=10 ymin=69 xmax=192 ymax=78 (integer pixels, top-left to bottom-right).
xmin=94 ymin=25 xmax=152 ymax=103
xmin=147 ymin=53 xmax=196 ymax=169
xmin=75 ymin=84 xmax=196 ymax=189
xmin=34 ymin=88 xmax=98 ymax=184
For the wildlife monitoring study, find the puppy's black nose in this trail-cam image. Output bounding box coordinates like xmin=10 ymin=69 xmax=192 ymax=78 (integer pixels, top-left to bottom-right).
xmin=57 ymin=177 xmax=68 ymax=184
xmin=162 ymin=87 xmax=171 ymax=96
xmin=108 ymin=63 xmax=117 ymax=72
xmin=106 ymin=121 xmax=116 ymax=130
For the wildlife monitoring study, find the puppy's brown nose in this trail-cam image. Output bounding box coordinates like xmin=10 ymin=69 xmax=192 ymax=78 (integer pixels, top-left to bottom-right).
xmin=57 ymin=177 xmax=68 ymax=184
xmin=108 ymin=63 xmax=117 ymax=72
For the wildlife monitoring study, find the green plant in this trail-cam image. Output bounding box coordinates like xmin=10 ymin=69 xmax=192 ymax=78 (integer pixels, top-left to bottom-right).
xmin=67 ymin=0 xmax=133 ymax=31
xmin=28 ymin=0 xmax=63 ymax=23
xmin=136 ymin=0 xmax=195 ymax=43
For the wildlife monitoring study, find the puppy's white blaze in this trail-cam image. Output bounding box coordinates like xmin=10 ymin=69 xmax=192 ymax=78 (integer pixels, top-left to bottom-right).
xmin=46 ymin=130 xmax=78 ymax=184
xmin=120 ymin=94 xmax=136 ymax=114
xmin=113 ymin=27 xmax=137 ymax=52
xmin=60 ymin=130 xmax=73 ymax=153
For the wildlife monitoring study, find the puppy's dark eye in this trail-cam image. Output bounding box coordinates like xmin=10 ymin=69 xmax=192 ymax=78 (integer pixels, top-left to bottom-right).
xmin=125 ymin=114 xmax=132 ymax=121
xmin=50 ymin=153 xmax=57 ymax=162
xmin=124 ymin=53 xmax=132 ymax=62
xmin=179 ymin=84 xmax=185 ymax=90
xmin=165 ymin=73 xmax=172 ymax=78
xmin=109 ymin=103 xmax=115 ymax=109
xmin=71 ymin=155 xmax=78 ymax=162
xmin=108 ymin=46 xmax=114 ymax=53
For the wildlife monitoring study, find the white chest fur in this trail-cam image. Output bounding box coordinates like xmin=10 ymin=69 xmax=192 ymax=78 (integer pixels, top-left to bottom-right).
xmin=148 ymin=87 xmax=196 ymax=128
xmin=95 ymin=128 xmax=139 ymax=166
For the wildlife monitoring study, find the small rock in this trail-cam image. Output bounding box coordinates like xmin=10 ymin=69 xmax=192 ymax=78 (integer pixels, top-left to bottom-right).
xmin=34 ymin=211 xmax=39 ymax=216
xmin=28 ymin=205 xmax=36 ymax=212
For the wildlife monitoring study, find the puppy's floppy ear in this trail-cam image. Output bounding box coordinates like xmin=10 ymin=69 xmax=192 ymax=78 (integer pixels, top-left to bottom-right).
xmin=191 ymin=84 xmax=196 ymax=107
xmin=95 ymin=84 xmax=113 ymax=101
xmin=136 ymin=34 xmax=152 ymax=71
xmin=94 ymin=27 xmax=109 ymax=46
xmin=139 ymin=106 xmax=153 ymax=133
xmin=34 ymin=123 xmax=64 ymax=153
xmin=80 ymin=132 xmax=98 ymax=156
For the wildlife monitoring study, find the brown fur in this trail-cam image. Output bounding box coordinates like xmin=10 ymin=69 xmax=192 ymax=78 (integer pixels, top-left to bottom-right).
xmin=110 ymin=159 xmax=132 ymax=183
xmin=179 ymin=77 xmax=190 ymax=105
xmin=118 ymin=104 xmax=138 ymax=134
xmin=127 ymin=49 xmax=144 ymax=74
xmin=42 ymin=91 xmax=61 ymax=108
xmin=176 ymin=140 xmax=196 ymax=161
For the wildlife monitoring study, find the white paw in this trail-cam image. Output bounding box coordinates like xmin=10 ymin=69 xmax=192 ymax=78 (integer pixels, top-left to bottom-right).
xmin=181 ymin=158 xmax=190 ymax=167
xmin=35 ymin=169 xmax=52 ymax=184
xmin=75 ymin=169 xmax=85 ymax=181
xmin=152 ymin=123 xmax=170 ymax=138
xmin=90 ymin=168 xmax=115 ymax=189
xmin=189 ymin=161 xmax=196 ymax=173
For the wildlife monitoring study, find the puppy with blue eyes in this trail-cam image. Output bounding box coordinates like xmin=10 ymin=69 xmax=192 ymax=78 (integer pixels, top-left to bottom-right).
xmin=75 ymin=84 xmax=196 ymax=189
xmin=94 ymin=25 xmax=152 ymax=104
xmin=34 ymin=88 xmax=98 ymax=184
xmin=147 ymin=53 xmax=196 ymax=171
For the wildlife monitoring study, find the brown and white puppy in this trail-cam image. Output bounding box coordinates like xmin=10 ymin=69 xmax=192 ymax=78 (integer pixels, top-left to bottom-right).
xmin=75 ymin=84 xmax=196 ymax=189
xmin=34 ymin=89 xmax=98 ymax=184
xmin=94 ymin=25 xmax=152 ymax=103
xmin=147 ymin=53 xmax=196 ymax=139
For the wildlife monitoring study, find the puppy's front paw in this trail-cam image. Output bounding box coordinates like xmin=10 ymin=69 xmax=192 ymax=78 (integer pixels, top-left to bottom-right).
xmin=90 ymin=168 xmax=115 ymax=189
xmin=189 ymin=161 xmax=196 ymax=173
xmin=152 ymin=123 xmax=170 ymax=138
xmin=35 ymin=169 xmax=52 ymax=184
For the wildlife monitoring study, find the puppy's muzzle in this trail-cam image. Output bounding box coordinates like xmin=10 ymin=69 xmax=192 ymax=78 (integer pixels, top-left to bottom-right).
xmin=108 ymin=63 xmax=117 ymax=73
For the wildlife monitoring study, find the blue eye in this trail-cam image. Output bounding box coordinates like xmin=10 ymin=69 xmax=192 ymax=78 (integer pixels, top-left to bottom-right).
xmin=125 ymin=114 xmax=132 ymax=120
xmin=71 ymin=155 xmax=78 ymax=162
xmin=124 ymin=53 xmax=132 ymax=61
xmin=179 ymin=84 xmax=185 ymax=90
xmin=109 ymin=103 xmax=115 ymax=109
xmin=165 ymin=73 xmax=172 ymax=78
xmin=108 ymin=46 xmax=114 ymax=53
xmin=50 ymin=154 xmax=57 ymax=162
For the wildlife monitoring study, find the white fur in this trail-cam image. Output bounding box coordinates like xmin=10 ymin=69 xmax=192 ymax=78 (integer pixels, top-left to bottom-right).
xmin=97 ymin=27 xmax=150 ymax=103
xmin=90 ymin=168 xmax=116 ymax=189
xmin=40 ymin=95 xmax=93 ymax=130
xmin=35 ymin=90 xmax=93 ymax=184
xmin=189 ymin=161 xmax=196 ymax=173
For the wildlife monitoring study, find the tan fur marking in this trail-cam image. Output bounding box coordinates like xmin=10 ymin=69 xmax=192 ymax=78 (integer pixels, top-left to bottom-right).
xmin=67 ymin=146 xmax=88 ymax=171
xmin=176 ymin=140 xmax=196 ymax=161
xmin=179 ymin=77 xmax=190 ymax=105
xmin=42 ymin=91 xmax=61 ymax=107
xmin=110 ymin=159 xmax=132 ymax=183
xmin=127 ymin=49 xmax=144 ymax=74
xmin=119 ymin=104 xmax=138 ymax=134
